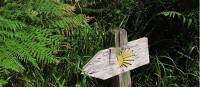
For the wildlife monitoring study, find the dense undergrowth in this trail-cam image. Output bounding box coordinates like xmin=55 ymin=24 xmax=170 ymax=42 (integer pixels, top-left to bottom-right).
xmin=0 ymin=0 xmax=199 ymax=87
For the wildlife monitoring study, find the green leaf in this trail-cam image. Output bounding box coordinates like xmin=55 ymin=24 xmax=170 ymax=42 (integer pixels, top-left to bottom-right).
xmin=0 ymin=79 xmax=7 ymax=85
xmin=187 ymin=19 xmax=192 ymax=28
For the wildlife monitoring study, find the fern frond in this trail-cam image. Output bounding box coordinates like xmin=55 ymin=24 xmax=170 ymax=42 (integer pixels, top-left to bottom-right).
xmin=31 ymin=0 xmax=74 ymax=17
xmin=0 ymin=17 xmax=59 ymax=72
xmin=0 ymin=0 xmax=91 ymax=86
xmin=0 ymin=49 xmax=24 ymax=72
xmin=0 ymin=16 xmax=25 ymax=32
xmin=49 ymin=14 xmax=86 ymax=29
xmin=158 ymin=11 xmax=182 ymax=18
xmin=158 ymin=11 xmax=195 ymax=28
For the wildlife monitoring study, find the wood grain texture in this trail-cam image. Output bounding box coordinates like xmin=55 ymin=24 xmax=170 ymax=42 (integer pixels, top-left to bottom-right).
xmin=83 ymin=29 xmax=150 ymax=87
xmin=82 ymin=37 xmax=149 ymax=80
xmin=115 ymin=29 xmax=131 ymax=87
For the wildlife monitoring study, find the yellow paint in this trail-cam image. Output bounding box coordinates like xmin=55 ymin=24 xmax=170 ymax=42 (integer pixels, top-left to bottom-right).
xmin=117 ymin=48 xmax=134 ymax=67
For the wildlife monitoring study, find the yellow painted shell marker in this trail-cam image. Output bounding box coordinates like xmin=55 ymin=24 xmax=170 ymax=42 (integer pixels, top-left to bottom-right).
xmin=117 ymin=48 xmax=134 ymax=67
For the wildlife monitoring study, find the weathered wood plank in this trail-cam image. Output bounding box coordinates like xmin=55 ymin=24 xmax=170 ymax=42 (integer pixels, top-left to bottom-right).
xmin=82 ymin=37 xmax=149 ymax=80
xmin=82 ymin=28 xmax=150 ymax=87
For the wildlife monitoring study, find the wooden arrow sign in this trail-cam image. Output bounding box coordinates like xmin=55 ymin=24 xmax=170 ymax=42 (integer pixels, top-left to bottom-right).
xmin=83 ymin=37 xmax=149 ymax=80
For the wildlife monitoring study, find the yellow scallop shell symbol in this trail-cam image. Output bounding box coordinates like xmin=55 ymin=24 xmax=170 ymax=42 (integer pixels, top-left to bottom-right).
xmin=117 ymin=48 xmax=134 ymax=67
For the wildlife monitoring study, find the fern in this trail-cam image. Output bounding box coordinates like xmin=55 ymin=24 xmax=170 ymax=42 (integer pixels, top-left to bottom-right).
xmin=49 ymin=15 xmax=86 ymax=29
xmin=0 ymin=1 xmax=97 ymax=87
xmin=158 ymin=11 xmax=182 ymax=18
xmin=0 ymin=17 xmax=57 ymax=71
xmin=158 ymin=11 xmax=194 ymax=28
xmin=0 ymin=16 xmax=25 ymax=32
xmin=0 ymin=49 xmax=25 ymax=72
xmin=0 ymin=0 xmax=91 ymax=86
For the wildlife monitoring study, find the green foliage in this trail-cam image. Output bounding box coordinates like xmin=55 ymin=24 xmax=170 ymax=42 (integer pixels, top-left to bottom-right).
xmin=0 ymin=79 xmax=7 ymax=85
xmin=0 ymin=0 xmax=101 ymax=86
xmin=158 ymin=11 xmax=195 ymax=28
xmin=0 ymin=0 xmax=198 ymax=87
xmin=78 ymin=0 xmax=198 ymax=86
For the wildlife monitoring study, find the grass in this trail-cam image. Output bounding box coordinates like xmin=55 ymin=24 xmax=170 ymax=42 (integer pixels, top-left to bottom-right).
xmin=0 ymin=0 xmax=199 ymax=87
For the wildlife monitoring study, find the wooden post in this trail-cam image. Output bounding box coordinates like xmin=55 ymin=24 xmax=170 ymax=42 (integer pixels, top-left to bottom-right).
xmin=114 ymin=29 xmax=131 ymax=87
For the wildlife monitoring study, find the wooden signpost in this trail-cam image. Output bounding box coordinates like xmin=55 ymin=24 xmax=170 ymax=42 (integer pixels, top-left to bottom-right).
xmin=82 ymin=29 xmax=150 ymax=87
